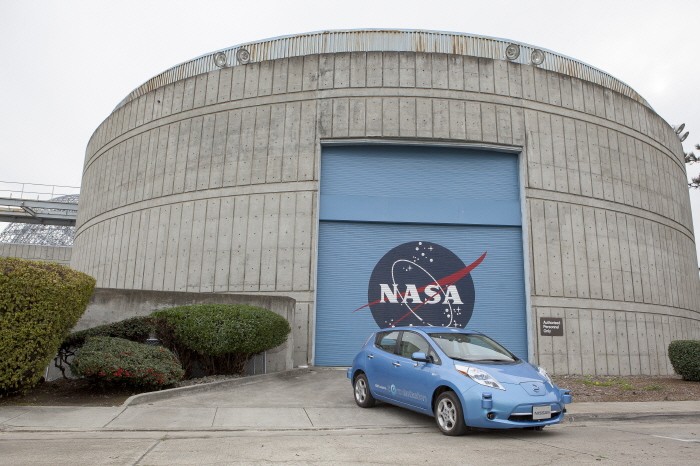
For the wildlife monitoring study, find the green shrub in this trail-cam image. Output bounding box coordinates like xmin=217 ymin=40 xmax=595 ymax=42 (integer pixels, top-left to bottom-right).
xmin=72 ymin=336 xmax=184 ymax=388
xmin=668 ymin=340 xmax=700 ymax=381
xmin=57 ymin=316 xmax=156 ymax=378
xmin=153 ymin=304 xmax=290 ymax=376
xmin=0 ymin=258 xmax=95 ymax=396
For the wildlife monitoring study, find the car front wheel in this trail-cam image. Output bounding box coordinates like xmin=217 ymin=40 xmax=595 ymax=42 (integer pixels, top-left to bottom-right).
xmin=353 ymin=373 xmax=376 ymax=408
xmin=434 ymin=391 xmax=467 ymax=436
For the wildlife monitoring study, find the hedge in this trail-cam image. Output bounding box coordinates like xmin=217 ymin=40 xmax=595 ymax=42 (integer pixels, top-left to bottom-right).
xmin=668 ymin=340 xmax=700 ymax=381
xmin=72 ymin=336 xmax=184 ymax=388
xmin=0 ymin=258 xmax=95 ymax=395
xmin=56 ymin=316 xmax=156 ymax=377
xmin=152 ymin=304 xmax=290 ymax=376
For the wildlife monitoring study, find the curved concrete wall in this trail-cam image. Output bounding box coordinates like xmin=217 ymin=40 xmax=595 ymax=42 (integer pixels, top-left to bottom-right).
xmin=72 ymin=31 xmax=700 ymax=374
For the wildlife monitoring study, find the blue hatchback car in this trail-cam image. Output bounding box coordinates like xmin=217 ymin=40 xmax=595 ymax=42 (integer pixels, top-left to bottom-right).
xmin=347 ymin=327 xmax=572 ymax=435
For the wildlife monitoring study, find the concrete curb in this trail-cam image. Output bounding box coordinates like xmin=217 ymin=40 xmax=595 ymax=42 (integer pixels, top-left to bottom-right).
xmin=565 ymin=411 xmax=700 ymax=422
xmin=122 ymin=367 xmax=312 ymax=407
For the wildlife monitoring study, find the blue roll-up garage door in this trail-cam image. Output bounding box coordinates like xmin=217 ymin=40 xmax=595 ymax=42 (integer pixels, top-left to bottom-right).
xmin=315 ymin=145 xmax=526 ymax=366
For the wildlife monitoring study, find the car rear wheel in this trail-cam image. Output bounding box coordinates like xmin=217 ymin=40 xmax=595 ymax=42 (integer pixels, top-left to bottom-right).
xmin=435 ymin=391 xmax=467 ymax=436
xmin=353 ymin=373 xmax=376 ymax=408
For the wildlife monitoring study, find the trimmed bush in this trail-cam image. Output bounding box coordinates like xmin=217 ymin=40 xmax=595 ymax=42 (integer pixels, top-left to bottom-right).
xmin=153 ymin=304 xmax=291 ymax=376
xmin=0 ymin=258 xmax=95 ymax=396
xmin=72 ymin=336 xmax=184 ymax=388
xmin=668 ymin=340 xmax=700 ymax=381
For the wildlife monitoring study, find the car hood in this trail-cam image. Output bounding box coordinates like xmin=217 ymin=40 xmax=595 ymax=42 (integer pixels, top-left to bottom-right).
xmin=467 ymin=360 xmax=545 ymax=385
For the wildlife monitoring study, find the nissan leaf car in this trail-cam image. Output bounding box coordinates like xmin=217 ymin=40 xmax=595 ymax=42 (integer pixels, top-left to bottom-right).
xmin=347 ymin=327 xmax=572 ymax=435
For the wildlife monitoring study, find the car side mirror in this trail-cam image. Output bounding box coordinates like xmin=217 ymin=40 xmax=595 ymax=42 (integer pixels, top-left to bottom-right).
xmin=411 ymin=352 xmax=431 ymax=363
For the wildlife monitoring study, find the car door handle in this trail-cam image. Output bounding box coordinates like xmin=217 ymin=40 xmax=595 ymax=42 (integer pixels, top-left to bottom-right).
xmin=392 ymin=362 xmax=401 ymax=367
xmin=367 ymin=354 xmax=374 ymax=359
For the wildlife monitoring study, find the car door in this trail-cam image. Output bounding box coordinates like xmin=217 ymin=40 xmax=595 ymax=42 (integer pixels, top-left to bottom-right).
xmin=389 ymin=331 xmax=438 ymax=411
xmin=363 ymin=330 xmax=400 ymax=401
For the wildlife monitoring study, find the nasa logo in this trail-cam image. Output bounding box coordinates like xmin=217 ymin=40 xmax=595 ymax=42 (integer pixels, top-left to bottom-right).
xmin=358 ymin=241 xmax=486 ymax=329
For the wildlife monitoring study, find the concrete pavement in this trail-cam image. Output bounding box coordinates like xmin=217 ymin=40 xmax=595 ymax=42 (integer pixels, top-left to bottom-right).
xmin=1 ymin=368 xmax=698 ymax=432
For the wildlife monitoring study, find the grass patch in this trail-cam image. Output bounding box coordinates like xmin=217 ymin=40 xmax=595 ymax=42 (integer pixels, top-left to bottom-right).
xmin=643 ymin=384 xmax=664 ymax=391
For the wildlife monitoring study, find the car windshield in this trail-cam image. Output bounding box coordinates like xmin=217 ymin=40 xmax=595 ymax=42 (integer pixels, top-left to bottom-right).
xmin=428 ymin=333 xmax=517 ymax=363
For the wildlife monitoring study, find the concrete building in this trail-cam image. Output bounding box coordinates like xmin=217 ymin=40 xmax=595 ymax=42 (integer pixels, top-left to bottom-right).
xmin=72 ymin=30 xmax=700 ymax=375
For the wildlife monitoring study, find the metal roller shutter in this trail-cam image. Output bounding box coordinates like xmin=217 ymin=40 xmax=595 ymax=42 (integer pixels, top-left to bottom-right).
xmin=315 ymin=145 xmax=525 ymax=366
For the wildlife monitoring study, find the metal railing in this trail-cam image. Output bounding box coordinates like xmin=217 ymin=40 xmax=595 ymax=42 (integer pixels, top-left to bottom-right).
xmin=0 ymin=181 xmax=80 ymax=201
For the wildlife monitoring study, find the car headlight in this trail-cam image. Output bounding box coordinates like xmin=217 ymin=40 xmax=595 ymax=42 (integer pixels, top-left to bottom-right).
xmin=455 ymin=364 xmax=505 ymax=391
xmin=537 ymin=366 xmax=553 ymax=385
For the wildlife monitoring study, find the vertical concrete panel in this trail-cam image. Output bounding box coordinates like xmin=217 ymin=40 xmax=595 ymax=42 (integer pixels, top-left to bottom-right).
xmin=465 ymin=101 xmax=482 ymax=141
xmin=133 ymin=210 xmax=151 ymax=290
xmin=172 ymin=120 xmax=191 ymax=194
xmin=258 ymin=62 xmax=274 ymax=96
xmin=431 ymin=54 xmax=448 ymax=89
xmin=333 ymin=53 xmax=350 ymax=88
xmin=478 ymin=58 xmax=494 ymax=94
xmin=399 ymin=52 xmax=416 ymax=88
xmin=563 ymin=118 xmax=581 ymax=195
xmin=399 ymin=98 xmax=417 ymax=138
xmin=214 ymin=197 xmax=235 ymax=292
xmin=244 ymin=63 xmax=261 ymax=98
xmin=230 ymin=196 xmax=250 ymax=291
xmin=332 ymin=98 xmax=350 ymax=138
xmin=583 ymin=207 xmax=602 ymax=299
xmin=635 ymin=218 xmax=652 ymax=303
xmin=597 ymin=127 xmax=614 ymax=201
xmin=550 ymin=308 xmax=568 ymax=374
xmin=349 ymin=98 xmax=366 ymax=137
xmin=432 ymin=100 xmax=449 ymax=139
xmin=366 ymin=97 xmax=383 ymax=136
xmin=463 ymin=56 xmax=479 ymax=91
xmin=267 ymin=104 xmax=286 ymax=182
xmin=197 ymin=115 xmax=216 ymax=190
xmin=606 ymin=212 xmax=624 ymax=301
xmin=205 ymin=70 xmax=220 ymax=105
xmin=575 ymin=121 xmax=593 ymax=197
xmin=252 ymin=106 xmax=271 ymax=184
xmin=524 ymin=109 xmax=542 ymax=188
xmin=416 ymin=98 xmax=433 ymax=139
xmin=174 ymin=202 xmax=194 ymax=291
xmin=142 ymin=208 xmax=160 ymax=290
xmin=578 ymin=309 xmax=595 ymax=374
xmin=126 ymin=135 xmax=141 ymax=204
xmin=493 ymin=60 xmax=509 ymax=96
xmin=530 ymin=199 xmax=549 ymax=295
xmin=382 ymin=52 xmax=399 ymax=87
xmin=287 ymin=56 xmax=304 ymax=93
xmin=591 ymin=310 xmax=608 ymax=375
xmin=536 ymin=308 xmax=554 ymax=372
xmin=595 ymin=210 xmax=613 ymax=300
xmin=209 ymin=112 xmax=229 ymax=189
xmin=350 ymin=52 xmax=367 ymax=88
xmin=544 ymin=201 xmax=563 ymax=296
xmin=449 ymin=101 xmax=466 ymax=140
xmin=109 ymin=216 xmax=124 ymax=288
xmin=187 ymin=200 xmax=207 ymax=292
xmin=153 ymin=205 xmax=170 ymax=291
xmin=116 ymin=214 xmax=132 ymax=290
xmin=558 ymin=204 xmax=577 ymax=297
xmin=646 ymin=314 xmax=659 ymax=375
xmin=184 ymin=117 xmax=203 ymax=192
xmin=161 ymin=84 xmax=175 ymax=117
xmin=276 ymin=193 xmax=296 ymax=291
xmin=282 ymin=102 xmax=301 ymax=181
xmin=318 ymin=54 xmax=334 ymax=89
xmin=495 ymin=105 xmax=512 ymax=145
xmin=162 ymin=123 xmax=179 ymax=196
xmin=550 ymin=115 xmax=567 ymax=193
xmin=244 ymin=195 xmax=265 ymax=291
xmin=192 ymin=74 xmax=208 ymax=108
xmin=447 ymin=55 xmax=464 ymax=90
xmin=125 ymin=213 xmax=142 ymax=289
xmin=480 ymin=103 xmax=497 ymax=143
xmin=293 ymin=302 xmax=310 ymax=366
xmin=617 ymin=213 xmax=634 ymax=301
xmin=383 ymin=97 xmax=400 ymax=137
xmin=635 ymin=313 xmax=650 ymax=374
xmin=586 ymin=123 xmax=604 ymax=199
xmin=559 ymin=75 xmax=573 ymax=109
xmin=661 ymin=315 xmax=672 ymax=375
xmin=217 ymin=67 xmax=233 ymax=103
xmin=298 ymin=100 xmax=317 ymax=181
xmin=511 ymin=107 xmax=525 ymax=146
xmin=615 ymin=312 xmax=631 ymax=375
xmin=272 ymin=58 xmax=289 ymax=95
xmin=236 ymin=107 xmax=256 ymax=185
xmin=625 ymin=313 xmax=641 ymax=375
xmin=302 ymin=55 xmax=319 ymax=91
xmin=223 ymin=109 xmax=242 ymax=187
xmin=547 ymin=72 xmax=562 ymax=106
xmin=538 ymin=113 xmax=555 ymax=190
xmin=152 ymin=126 xmax=169 ymax=198
xmin=565 ymin=309 xmax=582 ymax=374
xmin=415 ymin=53 xmax=431 ymax=88
xmin=293 ymin=192 xmax=313 ymax=291
xmin=533 ymin=68 xmax=549 ymax=103
xmin=260 ymin=193 xmax=281 ymax=291
xmin=230 ymin=66 xmax=246 ymax=100
xmin=200 ymin=198 xmax=220 ymax=293
xmin=182 ymin=77 xmax=197 ymax=111
xmin=366 ymin=52 xmax=382 ymax=87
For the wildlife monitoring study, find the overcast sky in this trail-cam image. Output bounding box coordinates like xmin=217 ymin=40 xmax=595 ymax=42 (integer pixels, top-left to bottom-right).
xmin=2 ymin=0 xmax=700 ymax=261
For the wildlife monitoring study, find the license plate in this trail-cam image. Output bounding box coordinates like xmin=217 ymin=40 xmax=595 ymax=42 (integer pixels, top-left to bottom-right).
xmin=532 ymin=405 xmax=551 ymax=420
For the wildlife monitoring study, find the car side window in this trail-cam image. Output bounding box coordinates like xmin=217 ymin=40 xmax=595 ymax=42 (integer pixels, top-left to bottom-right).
xmin=375 ymin=331 xmax=400 ymax=354
xmin=395 ymin=331 xmax=439 ymax=364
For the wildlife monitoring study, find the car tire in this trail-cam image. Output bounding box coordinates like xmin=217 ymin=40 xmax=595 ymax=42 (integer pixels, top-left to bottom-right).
xmin=353 ymin=373 xmax=376 ymax=408
xmin=434 ymin=391 xmax=467 ymax=436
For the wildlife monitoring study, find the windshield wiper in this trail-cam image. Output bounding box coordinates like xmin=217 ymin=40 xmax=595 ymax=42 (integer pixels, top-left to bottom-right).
xmin=469 ymin=358 xmax=515 ymax=363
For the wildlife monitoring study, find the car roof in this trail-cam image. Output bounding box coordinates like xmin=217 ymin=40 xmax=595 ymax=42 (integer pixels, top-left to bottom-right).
xmin=381 ymin=326 xmax=481 ymax=335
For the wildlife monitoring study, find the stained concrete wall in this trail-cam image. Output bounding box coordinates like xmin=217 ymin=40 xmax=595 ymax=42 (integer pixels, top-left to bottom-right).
xmin=78 ymin=288 xmax=295 ymax=373
xmin=0 ymin=243 xmax=72 ymax=266
xmin=73 ymin=46 xmax=700 ymax=374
